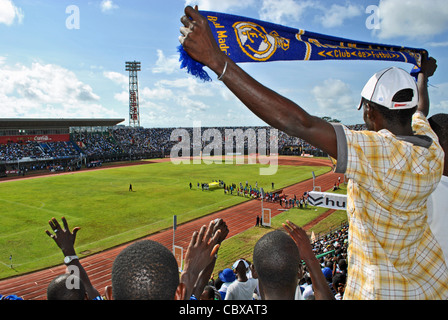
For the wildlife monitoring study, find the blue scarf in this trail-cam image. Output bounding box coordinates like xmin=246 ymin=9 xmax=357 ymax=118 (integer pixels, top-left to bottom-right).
xmin=179 ymin=10 xmax=426 ymax=82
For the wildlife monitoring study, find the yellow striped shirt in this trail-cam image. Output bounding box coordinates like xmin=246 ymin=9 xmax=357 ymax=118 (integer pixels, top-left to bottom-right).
xmin=332 ymin=111 xmax=448 ymax=300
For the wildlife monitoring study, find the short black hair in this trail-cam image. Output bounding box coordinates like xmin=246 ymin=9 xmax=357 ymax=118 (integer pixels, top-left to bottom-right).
xmin=47 ymin=274 xmax=86 ymax=300
xmin=253 ymin=230 xmax=300 ymax=292
xmin=332 ymin=273 xmax=346 ymax=287
xmin=111 ymin=240 xmax=180 ymax=300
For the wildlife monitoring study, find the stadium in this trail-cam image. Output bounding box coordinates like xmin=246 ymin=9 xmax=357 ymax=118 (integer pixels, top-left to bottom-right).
xmin=2 ymin=1 xmax=447 ymax=305
xmin=0 ymin=117 xmax=348 ymax=300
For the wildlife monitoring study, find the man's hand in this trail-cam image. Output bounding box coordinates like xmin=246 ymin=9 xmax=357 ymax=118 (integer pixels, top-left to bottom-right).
xmin=45 ymin=217 xmax=79 ymax=256
xmin=282 ymin=220 xmax=314 ymax=262
xmin=417 ymin=54 xmax=437 ymax=116
xmin=211 ymin=218 xmax=229 ymax=244
xmin=179 ymin=6 xmax=227 ymax=74
xmin=180 ymin=220 xmax=222 ymax=299
xmin=420 ymin=55 xmax=437 ymax=78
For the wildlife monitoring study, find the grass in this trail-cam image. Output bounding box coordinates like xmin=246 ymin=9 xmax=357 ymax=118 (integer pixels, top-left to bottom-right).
xmin=0 ymin=159 xmax=331 ymax=279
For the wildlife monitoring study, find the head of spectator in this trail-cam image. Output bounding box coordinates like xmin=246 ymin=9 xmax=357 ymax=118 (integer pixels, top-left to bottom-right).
xmin=200 ymin=285 xmax=217 ymax=300
xmin=111 ymin=219 xmax=223 ymax=300
xmin=253 ymin=230 xmax=301 ymax=300
xmin=322 ymin=266 xmax=333 ymax=283
xmin=111 ymin=240 xmax=181 ymax=300
xmin=47 ymin=273 xmax=87 ymax=300
xmin=429 ymin=113 xmax=448 ymax=176
xmin=232 ymin=258 xmax=250 ymax=281
xmin=217 ymin=268 xmax=235 ymax=300
xmin=338 ymin=258 xmax=347 ymax=275
xmin=358 ymin=67 xmax=419 ymax=133
xmin=332 ymin=273 xmax=346 ymax=300
xmin=219 ymin=268 xmax=236 ymax=283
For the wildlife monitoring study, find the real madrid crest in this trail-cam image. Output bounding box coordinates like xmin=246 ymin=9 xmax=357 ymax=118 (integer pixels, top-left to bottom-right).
xmin=232 ymin=21 xmax=290 ymax=61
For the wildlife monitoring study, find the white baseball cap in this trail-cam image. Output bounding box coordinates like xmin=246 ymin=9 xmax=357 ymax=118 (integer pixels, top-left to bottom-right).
xmin=358 ymin=67 xmax=418 ymax=110
xmin=232 ymin=259 xmax=249 ymax=270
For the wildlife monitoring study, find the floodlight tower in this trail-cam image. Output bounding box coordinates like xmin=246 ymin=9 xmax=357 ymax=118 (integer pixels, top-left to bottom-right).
xmin=125 ymin=61 xmax=141 ymax=127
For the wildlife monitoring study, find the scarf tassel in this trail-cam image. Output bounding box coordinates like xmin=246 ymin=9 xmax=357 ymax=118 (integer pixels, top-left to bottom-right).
xmin=178 ymin=45 xmax=212 ymax=82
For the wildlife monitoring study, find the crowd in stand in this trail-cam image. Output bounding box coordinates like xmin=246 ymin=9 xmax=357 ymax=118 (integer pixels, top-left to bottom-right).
xmin=0 ymin=123 xmax=367 ymax=165
xmin=0 ymin=141 xmax=46 ymax=161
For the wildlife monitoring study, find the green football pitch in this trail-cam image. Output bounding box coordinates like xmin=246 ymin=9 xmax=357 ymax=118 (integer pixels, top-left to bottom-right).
xmin=0 ymin=159 xmax=330 ymax=278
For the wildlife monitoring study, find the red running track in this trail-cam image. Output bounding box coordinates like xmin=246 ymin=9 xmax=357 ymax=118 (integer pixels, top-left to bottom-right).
xmin=0 ymin=157 xmax=343 ymax=300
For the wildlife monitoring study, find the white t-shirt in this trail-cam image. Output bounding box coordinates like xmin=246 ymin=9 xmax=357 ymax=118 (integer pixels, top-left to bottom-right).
xmin=224 ymin=278 xmax=258 ymax=300
xmin=427 ymin=175 xmax=448 ymax=264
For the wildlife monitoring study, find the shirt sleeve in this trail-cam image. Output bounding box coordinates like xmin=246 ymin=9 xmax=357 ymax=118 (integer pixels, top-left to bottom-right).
xmin=412 ymin=111 xmax=438 ymax=142
xmin=331 ymin=123 xmax=349 ymax=174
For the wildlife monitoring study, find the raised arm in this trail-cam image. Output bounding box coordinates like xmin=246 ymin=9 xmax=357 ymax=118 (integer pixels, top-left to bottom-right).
xmin=283 ymin=220 xmax=335 ymax=300
xmin=179 ymin=6 xmax=338 ymax=159
xmin=190 ymin=219 xmax=229 ymax=298
xmin=179 ymin=220 xmax=222 ymax=299
xmin=46 ymin=217 xmax=100 ymax=300
xmin=417 ymin=55 xmax=437 ymax=117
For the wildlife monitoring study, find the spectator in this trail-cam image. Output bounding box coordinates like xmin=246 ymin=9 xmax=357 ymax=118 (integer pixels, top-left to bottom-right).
xmin=200 ymin=285 xmax=220 ymax=300
xmin=45 ymin=217 xmax=101 ymax=300
xmin=47 ymin=274 xmax=86 ymax=300
xmin=427 ymin=114 xmax=448 ymax=263
xmin=337 ymin=258 xmax=348 ymax=278
xmin=332 ymin=273 xmax=346 ymax=300
xmin=253 ymin=229 xmax=302 ymax=300
xmin=224 ymin=259 xmax=258 ymax=300
xmin=217 ymin=268 xmax=236 ymax=300
xmin=179 ymin=8 xmax=448 ymax=299
xmin=110 ymin=219 xmax=224 ymax=300
xmin=301 ymin=275 xmax=314 ymax=300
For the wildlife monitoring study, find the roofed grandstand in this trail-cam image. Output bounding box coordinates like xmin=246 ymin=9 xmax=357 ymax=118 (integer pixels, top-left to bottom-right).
xmin=0 ymin=118 xmax=366 ymax=178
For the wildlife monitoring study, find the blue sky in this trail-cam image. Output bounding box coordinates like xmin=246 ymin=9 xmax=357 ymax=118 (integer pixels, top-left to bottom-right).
xmin=1 ymin=0 xmax=448 ymax=128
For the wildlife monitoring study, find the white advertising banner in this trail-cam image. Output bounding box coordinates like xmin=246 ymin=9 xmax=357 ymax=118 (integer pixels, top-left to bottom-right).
xmin=308 ymin=191 xmax=347 ymax=210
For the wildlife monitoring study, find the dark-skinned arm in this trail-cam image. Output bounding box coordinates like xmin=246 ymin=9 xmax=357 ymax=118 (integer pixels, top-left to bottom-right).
xmin=180 ymin=6 xmax=338 ymax=159
xmin=417 ymin=54 xmax=437 ymax=117
xmin=46 ymin=217 xmax=101 ymax=300
xmin=179 ymin=220 xmax=222 ymax=300
xmin=190 ymin=219 xmax=229 ymax=298
xmin=283 ymin=220 xmax=335 ymax=300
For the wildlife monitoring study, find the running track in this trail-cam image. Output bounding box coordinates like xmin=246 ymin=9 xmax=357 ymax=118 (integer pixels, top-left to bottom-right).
xmin=0 ymin=156 xmax=343 ymax=300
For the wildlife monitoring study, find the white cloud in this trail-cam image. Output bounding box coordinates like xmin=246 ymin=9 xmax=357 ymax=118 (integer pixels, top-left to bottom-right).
xmin=376 ymin=0 xmax=448 ymax=39
xmin=426 ymin=41 xmax=448 ymax=48
xmin=113 ymin=91 xmax=128 ymax=105
xmin=0 ymin=62 xmax=120 ymax=119
xmin=156 ymin=78 xmax=215 ymax=97
xmin=316 ymin=3 xmax=362 ymax=28
xmin=100 ymin=0 xmax=119 ymax=13
xmin=104 ymin=71 xmax=128 ymax=87
xmin=311 ymin=78 xmax=355 ymax=115
xmin=258 ymin=0 xmax=315 ymax=24
xmin=152 ymin=50 xmax=179 ymax=75
xmin=0 ymin=0 xmax=23 ymax=25
xmin=140 ymin=86 xmax=174 ymax=101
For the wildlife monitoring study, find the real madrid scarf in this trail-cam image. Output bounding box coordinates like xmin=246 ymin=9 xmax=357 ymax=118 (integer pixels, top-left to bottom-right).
xmin=178 ymin=10 xmax=426 ymax=82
